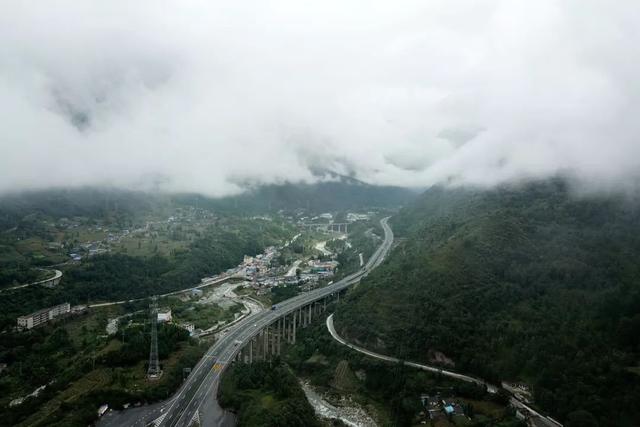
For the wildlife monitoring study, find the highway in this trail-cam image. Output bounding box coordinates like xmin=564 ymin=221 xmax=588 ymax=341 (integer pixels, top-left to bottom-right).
xmin=101 ymin=217 xmax=393 ymax=427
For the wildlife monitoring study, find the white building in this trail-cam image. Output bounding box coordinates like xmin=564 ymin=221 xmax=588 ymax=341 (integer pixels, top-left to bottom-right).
xmin=17 ymin=302 xmax=71 ymax=330
xmin=157 ymin=309 xmax=172 ymax=323
xmin=181 ymin=323 xmax=195 ymax=335
xmin=347 ymin=212 xmax=370 ymax=222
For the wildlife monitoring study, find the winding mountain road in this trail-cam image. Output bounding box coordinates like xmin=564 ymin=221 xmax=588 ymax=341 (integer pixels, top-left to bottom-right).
xmin=326 ymin=314 xmax=563 ymax=427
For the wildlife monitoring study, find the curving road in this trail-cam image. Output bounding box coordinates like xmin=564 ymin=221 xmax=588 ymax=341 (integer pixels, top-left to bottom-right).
xmin=101 ymin=217 xmax=393 ymax=427
xmin=0 ymin=269 xmax=63 ymax=293
xmin=326 ymin=314 xmax=563 ymax=427
xmin=89 ymin=274 xmax=235 ymax=308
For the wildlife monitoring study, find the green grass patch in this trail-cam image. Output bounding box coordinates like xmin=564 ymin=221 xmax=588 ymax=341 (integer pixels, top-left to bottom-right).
xmin=626 ymin=366 xmax=640 ymax=377
xmin=168 ymin=297 xmax=242 ymax=330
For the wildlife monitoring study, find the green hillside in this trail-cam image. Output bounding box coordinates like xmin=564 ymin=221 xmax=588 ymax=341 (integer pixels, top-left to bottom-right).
xmin=335 ymin=180 xmax=640 ymax=426
xmin=218 ymin=361 xmax=320 ymax=427
xmin=174 ymin=176 xmax=417 ymax=214
xmin=0 ymin=179 xmax=415 ymax=231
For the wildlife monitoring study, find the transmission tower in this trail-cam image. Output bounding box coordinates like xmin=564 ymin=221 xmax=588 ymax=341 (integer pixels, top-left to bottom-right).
xmin=147 ymin=296 xmax=162 ymax=379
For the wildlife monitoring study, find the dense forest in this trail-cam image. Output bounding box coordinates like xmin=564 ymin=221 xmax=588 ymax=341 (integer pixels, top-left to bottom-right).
xmin=218 ymin=315 xmax=526 ymax=427
xmin=336 ymin=180 xmax=640 ymax=426
xmin=218 ymin=361 xmax=320 ymax=427
xmin=0 ymin=318 xmax=203 ymax=426
xmin=0 ymin=187 xmax=168 ymax=232
xmin=284 ymin=320 xmax=525 ymax=427
xmin=173 ymin=175 xmax=417 ymax=214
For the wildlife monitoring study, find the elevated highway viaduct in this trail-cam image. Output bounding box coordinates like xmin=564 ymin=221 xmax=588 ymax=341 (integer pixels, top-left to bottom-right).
xmin=163 ymin=216 xmax=393 ymax=427
xmin=99 ymin=217 xmax=393 ymax=427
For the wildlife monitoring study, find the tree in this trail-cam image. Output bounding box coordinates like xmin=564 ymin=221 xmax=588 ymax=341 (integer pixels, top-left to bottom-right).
xmin=565 ymin=410 xmax=598 ymax=427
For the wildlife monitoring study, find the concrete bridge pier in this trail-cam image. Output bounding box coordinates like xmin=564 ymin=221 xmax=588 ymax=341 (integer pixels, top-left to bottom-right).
xmin=263 ymin=329 xmax=268 ymax=360
xmin=292 ymin=310 xmax=297 ymax=344
xmin=277 ymin=318 xmax=282 ymax=355
xmin=234 ymin=291 xmax=342 ymax=365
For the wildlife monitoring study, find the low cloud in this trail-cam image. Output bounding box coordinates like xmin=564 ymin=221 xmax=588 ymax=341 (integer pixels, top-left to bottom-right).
xmin=1 ymin=0 xmax=639 ymax=195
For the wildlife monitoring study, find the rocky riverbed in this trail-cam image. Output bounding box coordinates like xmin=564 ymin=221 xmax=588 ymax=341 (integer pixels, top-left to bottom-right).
xmin=300 ymin=381 xmax=377 ymax=427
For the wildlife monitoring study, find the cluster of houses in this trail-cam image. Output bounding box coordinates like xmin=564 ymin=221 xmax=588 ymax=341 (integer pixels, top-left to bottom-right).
xmin=307 ymin=259 xmax=339 ymax=277
xmin=242 ymin=256 xmax=339 ymax=296
xmin=422 ymin=394 xmax=466 ymax=423
xmin=240 ymin=249 xmax=277 ymax=278
xmin=69 ymin=241 xmax=110 ymax=261
xmin=305 ymin=211 xmax=373 ymax=223
xmin=62 ymin=207 xmax=217 ymax=262
xmin=237 ymin=245 xmax=337 ymax=294
xmin=420 ymin=390 xmax=560 ymax=427
xmin=346 ymin=212 xmax=371 ymax=222
xmin=51 ymin=218 xmax=122 ymax=261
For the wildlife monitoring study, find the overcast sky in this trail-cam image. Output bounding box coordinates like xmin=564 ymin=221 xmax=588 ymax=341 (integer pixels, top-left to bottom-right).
xmin=1 ymin=0 xmax=639 ymax=196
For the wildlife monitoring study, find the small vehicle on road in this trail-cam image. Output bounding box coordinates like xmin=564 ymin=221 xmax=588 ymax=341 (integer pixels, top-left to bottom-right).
xmin=271 ymin=304 xmax=277 ymax=310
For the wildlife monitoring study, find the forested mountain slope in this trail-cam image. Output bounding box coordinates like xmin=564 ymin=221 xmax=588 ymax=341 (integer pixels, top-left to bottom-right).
xmin=174 ymin=176 xmax=417 ymax=214
xmin=335 ymin=180 xmax=640 ymax=426
xmin=0 ymin=178 xmax=415 ymax=230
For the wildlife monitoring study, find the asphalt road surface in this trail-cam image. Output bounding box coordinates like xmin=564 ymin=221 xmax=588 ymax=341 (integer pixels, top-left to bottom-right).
xmin=100 ymin=217 xmax=393 ymax=427
xmin=326 ymin=310 xmax=563 ymax=427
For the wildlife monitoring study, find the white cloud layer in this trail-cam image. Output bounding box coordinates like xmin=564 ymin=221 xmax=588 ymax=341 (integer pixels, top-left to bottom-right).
xmin=1 ymin=0 xmax=639 ymax=195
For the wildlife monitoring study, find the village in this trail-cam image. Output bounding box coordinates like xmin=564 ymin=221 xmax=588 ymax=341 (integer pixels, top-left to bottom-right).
xmin=4 ymin=210 xmax=551 ymax=427
xmin=142 ymin=228 xmax=344 ymax=340
xmin=12 ymin=209 xmax=373 ymax=336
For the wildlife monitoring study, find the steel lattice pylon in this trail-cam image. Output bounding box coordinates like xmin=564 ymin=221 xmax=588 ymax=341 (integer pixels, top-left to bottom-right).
xmin=147 ymin=296 xmax=162 ymax=379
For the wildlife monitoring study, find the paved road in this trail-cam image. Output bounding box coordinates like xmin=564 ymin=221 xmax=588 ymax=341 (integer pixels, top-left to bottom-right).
xmin=326 ymin=314 xmax=563 ymax=427
xmin=101 ymin=217 xmax=393 ymax=427
xmin=89 ymin=274 xmax=234 ymax=308
xmin=0 ymin=268 xmax=63 ymax=293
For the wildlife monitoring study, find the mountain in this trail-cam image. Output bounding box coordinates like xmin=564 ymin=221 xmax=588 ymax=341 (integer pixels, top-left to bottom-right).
xmin=0 ymin=179 xmax=416 ymax=230
xmin=335 ymin=179 xmax=640 ymax=427
xmin=173 ymin=177 xmax=418 ymax=214
xmin=0 ymin=187 xmax=169 ymax=232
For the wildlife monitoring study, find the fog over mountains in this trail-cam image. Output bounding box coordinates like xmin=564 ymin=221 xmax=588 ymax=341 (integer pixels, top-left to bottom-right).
xmin=2 ymin=1 xmax=639 ymax=195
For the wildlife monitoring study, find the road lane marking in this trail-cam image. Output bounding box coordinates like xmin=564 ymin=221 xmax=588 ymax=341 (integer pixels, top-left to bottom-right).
xmin=145 ymin=218 xmax=392 ymax=426
xmin=151 ymin=413 xmax=167 ymax=426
